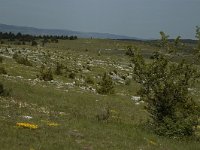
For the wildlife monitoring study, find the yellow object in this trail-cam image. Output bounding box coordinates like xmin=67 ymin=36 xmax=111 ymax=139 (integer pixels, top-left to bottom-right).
xmin=16 ymin=122 xmax=38 ymax=129
xmin=47 ymin=122 xmax=60 ymax=127
xmin=110 ymin=109 xmax=118 ymax=114
xmin=149 ymin=140 xmax=157 ymax=146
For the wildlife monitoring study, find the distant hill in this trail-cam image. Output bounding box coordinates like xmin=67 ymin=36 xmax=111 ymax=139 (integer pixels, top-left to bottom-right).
xmin=0 ymin=23 xmax=138 ymax=39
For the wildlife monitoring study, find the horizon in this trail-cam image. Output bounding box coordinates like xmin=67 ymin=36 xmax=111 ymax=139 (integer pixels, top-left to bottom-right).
xmin=0 ymin=0 xmax=200 ymax=39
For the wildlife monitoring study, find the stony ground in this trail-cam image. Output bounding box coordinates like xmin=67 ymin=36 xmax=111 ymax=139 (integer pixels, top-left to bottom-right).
xmin=1 ymin=39 xmax=200 ymax=150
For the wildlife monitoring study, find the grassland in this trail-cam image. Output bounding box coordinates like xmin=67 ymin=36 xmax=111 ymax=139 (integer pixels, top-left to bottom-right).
xmin=0 ymin=38 xmax=200 ymax=150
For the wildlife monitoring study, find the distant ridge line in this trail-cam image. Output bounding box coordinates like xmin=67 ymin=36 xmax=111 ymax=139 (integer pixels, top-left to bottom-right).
xmin=0 ymin=23 xmax=140 ymax=40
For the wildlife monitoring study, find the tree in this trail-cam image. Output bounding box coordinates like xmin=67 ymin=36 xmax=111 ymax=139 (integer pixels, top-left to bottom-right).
xmin=125 ymin=45 xmax=134 ymax=56
xmin=97 ymin=73 xmax=114 ymax=94
xmin=31 ymin=40 xmax=38 ymax=46
xmin=132 ymin=31 xmax=200 ymax=137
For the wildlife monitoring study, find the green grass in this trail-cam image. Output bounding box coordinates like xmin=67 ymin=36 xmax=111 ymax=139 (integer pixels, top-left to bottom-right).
xmin=0 ymin=38 xmax=200 ymax=149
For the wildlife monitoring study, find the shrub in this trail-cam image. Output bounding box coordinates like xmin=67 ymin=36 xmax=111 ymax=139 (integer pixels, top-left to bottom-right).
xmin=97 ymin=73 xmax=114 ymax=94
xmin=85 ymin=76 xmax=94 ymax=85
xmin=31 ymin=40 xmax=38 ymax=46
xmin=13 ymin=53 xmax=32 ymax=66
xmin=54 ymin=62 xmax=63 ymax=75
xmin=68 ymin=72 xmax=76 ymax=79
xmin=38 ymin=65 xmax=53 ymax=81
xmin=132 ymin=31 xmax=199 ymax=137
xmin=96 ymin=106 xmax=110 ymax=121
xmin=0 ymin=66 xmax=7 ymax=74
xmin=0 ymin=82 xmax=10 ymax=96
xmin=125 ymin=45 xmax=134 ymax=56
xmin=0 ymin=56 xmax=3 ymax=63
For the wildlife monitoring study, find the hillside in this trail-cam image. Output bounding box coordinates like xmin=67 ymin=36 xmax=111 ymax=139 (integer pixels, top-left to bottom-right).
xmin=0 ymin=38 xmax=200 ymax=149
xmin=0 ymin=23 xmax=138 ymax=39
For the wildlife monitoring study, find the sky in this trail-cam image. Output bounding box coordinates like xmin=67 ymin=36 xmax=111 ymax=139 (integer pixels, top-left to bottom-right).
xmin=0 ymin=0 xmax=199 ymax=39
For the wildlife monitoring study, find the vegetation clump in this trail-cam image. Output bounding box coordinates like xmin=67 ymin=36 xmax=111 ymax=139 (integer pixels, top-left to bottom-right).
xmin=0 ymin=66 xmax=7 ymax=74
xmin=97 ymin=72 xmax=115 ymax=94
xmin=54 ymin=62 xmax=63 ymax=75
xmin=132 ymin=31 xmax=200 ymax=137
xmin=85 ymin=76 xmax=94 ymax=85
xmin=0 ymin=56 xmax=3 ymax=63
xmin=13 ymin=53 xmax=32 ymax=66
xmin=38 ymin=65 xmax=53 ymax=81
xmin=68 ymin=72 xmax=76 ymax=79
xmin=125 ymin=45 xmax=135 ymax=56
xmin=0 ymin=82 xmax=9 ymax=96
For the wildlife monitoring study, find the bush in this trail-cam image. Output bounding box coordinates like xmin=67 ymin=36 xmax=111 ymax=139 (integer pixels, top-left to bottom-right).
xmin=13 ymin=53 xmax=32 ymax=66
xmin=0 ymin=56 xmax=3 ymax=63
xmin=54 ymin=62 xmax=63 ymax=75
xmin=0 ymin=66 xmax=7 ymax=74
xmin=85 ymin=76 xmax=94 ymax=85
xmin=125 ymin=45 xmax=134 ymax=56
xmin=38 ymin=65 xmax=53 ymax=81
xmin=132 ymin=31 xmax=200 ymax=137
xmin=97 ymin=73 xmax=114 ymax=94
xmin=31 ymin=40 xmax=38 ymax=46
xmin=68 ymin=72 xmax=76 ymax=79
xmin=96 ymin=106 xmax=110 ymax=121
xmin=0 ymin=82 xmax=10 ymax=96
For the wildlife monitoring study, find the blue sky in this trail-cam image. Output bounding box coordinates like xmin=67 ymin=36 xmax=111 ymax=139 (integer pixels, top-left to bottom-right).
xmin=0 ymin=0 xmax=199 ymax=39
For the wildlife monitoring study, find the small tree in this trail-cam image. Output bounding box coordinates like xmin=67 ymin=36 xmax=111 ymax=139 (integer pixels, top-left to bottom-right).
xmin=125 ymin=45 xmax=134 ymax=56
xmin=0 ymin=82 xmax=10 ymax=96
xmin=31 ymin=40 xmax=38 ymax=46
xmin=38 ymin=65 xmax=53 ymax=81
xmin=132 ymin=31 xmax=200 ymax=137
xmin=54 ymin=62 xmax=63 ymax=75
xmin=97 ymin=73 xmax=114 ymax=94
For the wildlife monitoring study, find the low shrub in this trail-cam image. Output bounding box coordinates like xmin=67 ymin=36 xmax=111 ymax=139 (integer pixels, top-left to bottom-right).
xmin=96 ymin=106 xmax=110 ymax=122
xmin=54 ymin=62 xmax=63 ymax=75
xmin=0 ymin=56 xmax=3 ymax=63
xmin=97 ymin=73 xmax=114 ymax=94
xmin=68 ymin=72 xmax=76 ymax=79
xmin=0 ymin=66 xmax=7 ymax=74
xmin=0 ymin=82 xmax=10 ymax=96
xmin=85 ymin=76 xmax=94 ymax=85
xmin=38 ymin=65 xmax=53 ymax=81
xmin=13 ymin=53 xmax=32 ymax=66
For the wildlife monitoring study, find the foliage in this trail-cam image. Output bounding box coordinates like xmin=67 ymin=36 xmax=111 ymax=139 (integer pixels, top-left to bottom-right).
xmin=13 ymin=53 xmax=32 ymax=66
xmin=31 ymin=40 xmax=38 ymax=46
xmin=97 ymin=72 xmax=115 ymax=94
xmin=38 ymin=65 xmax=53 ymax=81
xmin=195 ymin=26 xmax=200 ymax=55
xmin=96 ymin=106 xmax=110 ymax=121
xmin=0 ymin=56 xmax=3 ymax=63
xmin=68 ymin=72 xmax=76 ymax=79
xmin=132 ymin=31 xmax=200 ymax=137
xmin=85 ymin=76 xmax=94 ymax=85
xmin=54 ymin=62 xmax=63 ymax=75
xmin=0 ymin=82 xmax=10 ymax=96
xmin=125 ymin=45 xmax=134 ymax=56
xmin=0 ymin=66 xmax=7 ymax=74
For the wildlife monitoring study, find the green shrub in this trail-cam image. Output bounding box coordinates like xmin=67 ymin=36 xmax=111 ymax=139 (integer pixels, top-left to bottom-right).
xmin=13 ymin=53 xmax=32 ymax=66
xmin=97 ymin=73 xmax=114 ymax=94
xmin=125 ymin=45 xmax=134 ymax=56
xmin=31 ymin=40 xmax=38 ymax=46
xmin=85 ymin=76 xmax=94 ymax=85
xmin=96 ymin=106 xmax=110 ymax=121
xmin=0 ymin=66 xmax=7 ymax=74
xmin=0 ymin=82 xmax=10 ymax=96
xmin=0 ymin=56 xmax=3 ymax=63
xmin=54 ymin=62 xmax=63 ymax=75
xmin=68 ymin=72 xmax=76 ymax=79
xmin=132 ymin=31 xmax=199 ymax=137
xmin=38 ymin=65 xmax=53 ymax=81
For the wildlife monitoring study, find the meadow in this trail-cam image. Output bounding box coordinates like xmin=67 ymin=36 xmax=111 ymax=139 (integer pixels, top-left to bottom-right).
xmin=0 ymin=38 xmax=200 ymax=150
